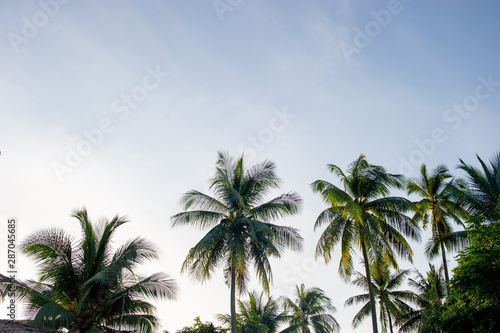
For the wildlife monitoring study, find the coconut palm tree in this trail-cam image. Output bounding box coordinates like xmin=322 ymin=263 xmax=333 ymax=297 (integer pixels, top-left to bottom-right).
xmin=311 ymin=154 xmax=420 ymax=333
xmin=398 ymin=265 xmax=447 ymax=333
xmin=345 ymin=265 xmax=415 ymax=333
xmin=280 ymin=284 xmax=340 ymax=333
xmin=407 ymin=164 xmax=468 ymax=285
xmin=218 ymin=291 xmax=287 ymax=333
xmin=171 ymin=152 xmax=303 ymax=333
xmin=0 ymin=208 xmax=177 ymax=333
xmin=456 ymin=152 xmax=500 ymax=223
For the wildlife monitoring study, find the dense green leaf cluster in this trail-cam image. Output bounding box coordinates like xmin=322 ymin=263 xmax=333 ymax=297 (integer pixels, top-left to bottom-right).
xmin=437 ymin=217 xmax=500 ymax=332
xmin=175 ymin=317 xmax=228 ymax=333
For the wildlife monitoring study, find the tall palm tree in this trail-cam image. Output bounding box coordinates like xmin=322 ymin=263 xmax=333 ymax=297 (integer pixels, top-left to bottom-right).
xmin=407 ymin=164 xmax=467 ymax=285
xmin=311 ymin=154 xmax=420 ymax=333
xmin=345 ymin=265 xmax=415 ymax=333
xmin=0 ymin=208 xmax=177 ymax=333
xmin=398 ymin=265 xmax=447 ymax=333
xmin=171 ymin=152 xmax=303 ymax=333
xmin=456 ymin=152 xmax=500 ymax=222
xmin=218 ymin=291 xmax=287 ymax=333
xmin=280 ymin=284 xmax=340 ymax=333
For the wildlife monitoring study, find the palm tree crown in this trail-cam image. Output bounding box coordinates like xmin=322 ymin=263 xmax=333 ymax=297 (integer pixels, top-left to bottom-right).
xmin=407 ymin=164 xmax=467 ymax=285
xmin=1 ymin=209 xmax=177 ymax=333
xmin=456 ymin=152 xmax=500 ymax=222
xmin=345 ymin=265 xmax=415 ymax=333
xmin=218 ymin=291 xmax=287 ymax=333
xmin=172 ymin=152 xmax=303 ymax=333
xmin=280 ymin=284 xmax=340 ymax=333
xmin=311 ymin=154 xmax=420 ymax=333
xmin=398 ymin=265 xmax=447 ymax=333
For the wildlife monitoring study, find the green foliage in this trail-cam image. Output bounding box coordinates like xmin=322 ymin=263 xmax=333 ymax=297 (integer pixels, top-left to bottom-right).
xmin=398 ymin=265 xmax=447 ymax=333
xmin=0 ymin=209 xmax=177 ymax=333
xmin=437 ymin=217 xmax=500 ymax=332
xmin=281 ymin=284 xmax=340 ymax=333
xmin=312 ymin=155 xmax=420 ymax=278
xmin=456 ymin=152 xmax=500 ymax=222
xmin=345 ymin=264 xmax=415 ymax=333
xmin=176 ymin=317 xmax=228 ymax=333
xmin=218 ymin=291 xmax=287 ymax=333
xmin=407 ymin=164 xmax=468 ymax=285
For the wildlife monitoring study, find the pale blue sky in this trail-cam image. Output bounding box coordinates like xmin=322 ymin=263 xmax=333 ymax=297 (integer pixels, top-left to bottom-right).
xmin=1 ymin=1 xmax=499 ymax=332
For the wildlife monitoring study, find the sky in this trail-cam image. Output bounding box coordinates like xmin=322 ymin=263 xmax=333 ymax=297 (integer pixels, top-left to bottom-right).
xmin=1 ymin=0 xmax=500 ymax=332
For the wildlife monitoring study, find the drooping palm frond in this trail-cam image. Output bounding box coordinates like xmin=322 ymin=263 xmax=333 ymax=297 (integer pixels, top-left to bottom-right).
xmin=424 ymin=230 xmax=469 ymax=260
xmin=251 ymin=192 xmax=302 ymax=222
xmin=181 ymin=190 xmax=228 ymax=213
xmin=171 ymin=210 xmax=226 ymax=229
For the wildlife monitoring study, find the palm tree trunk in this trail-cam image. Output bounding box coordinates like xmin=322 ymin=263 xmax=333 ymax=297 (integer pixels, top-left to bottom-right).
xmin=361 ymin=240 xmax=379 ymax=333
xmin=230 ymin=265 xmax=237 ymax=333
xmin=440 ymin=241 xmax=450 ymax=290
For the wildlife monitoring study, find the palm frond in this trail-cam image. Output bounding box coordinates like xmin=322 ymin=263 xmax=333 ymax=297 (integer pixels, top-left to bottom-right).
xmin=251 ymin=192 xmax=302 ymax=222
xmin=124 ymin=272 xmax=177 ymax=301
xmin=351 ymin=301 xmax=371 ymax=328
xmin=424 ymin=230 xmax=469 ymax=259
xmin=456 ymin=152 xmax=500 ymax=222
xmin=171 ymin=210 xmax=225 ymax=229
xmin=180 ymin=190 xmax=228 ymax=213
